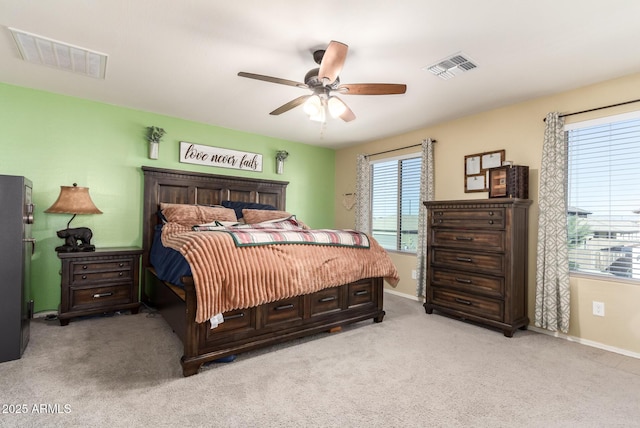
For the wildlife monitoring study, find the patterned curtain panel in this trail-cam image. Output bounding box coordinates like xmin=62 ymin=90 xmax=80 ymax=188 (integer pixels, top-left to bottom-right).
xmin=354 ymin=154 xmax=371 ymax=233
xmin=416 ymin=139 xmax=435 ymax=297
xmin=535 ymin=112 xmax=570 ymax=333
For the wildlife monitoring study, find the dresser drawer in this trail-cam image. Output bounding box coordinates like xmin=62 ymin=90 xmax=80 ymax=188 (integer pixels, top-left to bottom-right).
xmin=431 ymin=248 xmax=504 ymax=275
xmin=309 ymin=286 xmax=343 ymax=316
xmin=261 ymin=296 xmax=303 ymax=326
xmin=431 ymin=268 xmax=504 ymax=297
xmin=431 ymin=229 xmax=504 ymax=252
xmin=69 ymin=284 xmax=132 ymax=310
xmin=431 ymin=287 xmax=503 ymax=321
xmin=431 ymin=208 xmax=504 ymax=229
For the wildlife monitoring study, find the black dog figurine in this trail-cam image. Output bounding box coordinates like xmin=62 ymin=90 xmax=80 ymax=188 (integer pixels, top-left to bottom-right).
xmin=55 ymin=227 xmax=95 ymax=252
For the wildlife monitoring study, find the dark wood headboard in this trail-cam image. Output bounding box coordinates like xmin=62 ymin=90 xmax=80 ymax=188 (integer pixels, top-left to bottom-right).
xmin=141 ymin=166 xmax=289 ymax=270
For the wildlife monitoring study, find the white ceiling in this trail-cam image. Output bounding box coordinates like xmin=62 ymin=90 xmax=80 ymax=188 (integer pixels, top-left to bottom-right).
xmin=1 ymin=0 xmax=639 ymax=149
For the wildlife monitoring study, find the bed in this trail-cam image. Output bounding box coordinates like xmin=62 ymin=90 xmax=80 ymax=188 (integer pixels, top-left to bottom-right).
xmin=141 ymin=166 xmax=398 ymax=376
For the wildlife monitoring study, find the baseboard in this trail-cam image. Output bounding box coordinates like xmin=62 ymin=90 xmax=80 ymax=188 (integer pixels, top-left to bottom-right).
xmin=384 ymin=288 xmax=422 ymax=302
xmin=528 ymin=326 xmax=640 ymax=360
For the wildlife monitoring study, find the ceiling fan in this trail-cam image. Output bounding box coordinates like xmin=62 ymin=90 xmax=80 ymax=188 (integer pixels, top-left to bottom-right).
xmin=237 ymin=40 xmax=407 ymax=123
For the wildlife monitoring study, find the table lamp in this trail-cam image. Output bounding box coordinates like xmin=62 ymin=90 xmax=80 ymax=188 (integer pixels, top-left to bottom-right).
xmin=45 ymin=183 xmax=103 ymax=252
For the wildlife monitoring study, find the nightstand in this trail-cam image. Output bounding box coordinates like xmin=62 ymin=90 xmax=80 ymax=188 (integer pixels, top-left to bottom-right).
xmin=57 ymin=247 xmax=143 ymax=326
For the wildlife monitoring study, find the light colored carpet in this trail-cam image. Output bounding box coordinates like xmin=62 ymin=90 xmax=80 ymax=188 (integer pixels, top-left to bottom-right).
xmin=1 ymin=293 xmax=639 ymax=427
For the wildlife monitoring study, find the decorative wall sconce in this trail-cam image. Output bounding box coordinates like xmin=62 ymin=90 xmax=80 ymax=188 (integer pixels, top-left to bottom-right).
xmin=275 ymin=150 xmax=289 ymax=174
xmin=45 ymin=183 xmax=103 ymax=252
xmin=146 ymin=126 xmax=166 ymax=160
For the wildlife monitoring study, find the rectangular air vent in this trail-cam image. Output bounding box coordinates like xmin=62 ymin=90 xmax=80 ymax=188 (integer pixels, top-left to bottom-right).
xmin=9 ymin=27 xmax=107 ymax=79
xmin=423 ymin=52 xmax=477 ymax=80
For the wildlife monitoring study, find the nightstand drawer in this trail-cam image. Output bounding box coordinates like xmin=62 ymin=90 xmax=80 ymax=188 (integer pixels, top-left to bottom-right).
xmin=70 ymin=284 xmax=132 ymax=310
xmin=71 ymin=269 xmax=132 ymax=284
xmin=72 ymin=259 xmax=132 ymax=273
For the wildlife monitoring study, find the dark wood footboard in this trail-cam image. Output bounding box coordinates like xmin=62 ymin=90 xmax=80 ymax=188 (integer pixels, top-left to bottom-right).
xmin=146 ymin=268 xmax=385 ymax=376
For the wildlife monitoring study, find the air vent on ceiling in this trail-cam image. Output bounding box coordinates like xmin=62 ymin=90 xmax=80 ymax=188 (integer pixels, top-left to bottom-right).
xmin=423 ymin=52 xmax=477 ymax=80
xmin=9 ymin=27 xmax=108 ymax=79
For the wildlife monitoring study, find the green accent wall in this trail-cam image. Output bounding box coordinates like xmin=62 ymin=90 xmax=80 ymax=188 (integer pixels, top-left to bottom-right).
xmin=0 ymin=83 xmax=335 ymax=313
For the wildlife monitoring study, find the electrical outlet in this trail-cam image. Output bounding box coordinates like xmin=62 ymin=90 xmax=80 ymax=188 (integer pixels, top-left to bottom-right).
xmin=592 ymin=301 xmax=605 ymax=317
xmin=411 ymin=270 xmax=417 ymax=280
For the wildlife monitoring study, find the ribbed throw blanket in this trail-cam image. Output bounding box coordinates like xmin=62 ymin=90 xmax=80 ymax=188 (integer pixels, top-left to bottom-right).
xmin=161 ymin=222 xmax=399 ymax=323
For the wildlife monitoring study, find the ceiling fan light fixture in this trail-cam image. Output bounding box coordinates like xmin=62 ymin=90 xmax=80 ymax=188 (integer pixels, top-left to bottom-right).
xmin=303 ymin=95 xmax=323 ymax=116
xmin=327 ymin=96 xmax=347 ymax=118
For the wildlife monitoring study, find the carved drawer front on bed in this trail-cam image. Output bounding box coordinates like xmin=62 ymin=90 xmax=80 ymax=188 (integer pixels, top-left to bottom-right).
xmin=424 ymin=199 xmax=531 ymax=337
xmin=261 ymin=296 xmax=304 ymax=327
xmin=203 ymin=308 xmax=256 ymax=344
xmin=348 ymin=279 xmax=375 ymax=308
xmin=309 ymin=286 xmax=343 ymax=316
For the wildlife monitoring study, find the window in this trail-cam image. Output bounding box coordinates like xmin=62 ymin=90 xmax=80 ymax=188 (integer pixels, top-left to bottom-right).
xmin=566 ymin=111 xmax=640 ymax=280
xmin=370 ymin=155 xmax=420 ymax=252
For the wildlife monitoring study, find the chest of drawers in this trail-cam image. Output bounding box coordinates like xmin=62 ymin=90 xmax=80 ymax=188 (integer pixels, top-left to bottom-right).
xmin=57 ymin=247 xmax=143 ymax=326
xmin=423 ymin=199 xmax=531 ymax=337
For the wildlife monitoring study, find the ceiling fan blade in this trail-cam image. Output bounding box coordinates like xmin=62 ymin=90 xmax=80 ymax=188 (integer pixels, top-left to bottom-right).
xmin=339 ymin=103 xmax=356 ymax=122
xmin=338 ymin=83 xmax=407 ymax=95
xmin=318 ymin=41 xmax=348 ymax=86
xmin=238 ymin=72 xmax=308 ymax=89
xmin=269 ymin=95 xmax=311 ymax=115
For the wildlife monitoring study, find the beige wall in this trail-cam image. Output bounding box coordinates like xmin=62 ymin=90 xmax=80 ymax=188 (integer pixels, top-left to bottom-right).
xmin=335 ymin=72 xmax=640 ymax=355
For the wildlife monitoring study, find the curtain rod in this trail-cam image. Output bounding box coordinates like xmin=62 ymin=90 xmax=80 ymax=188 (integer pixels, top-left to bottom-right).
xmin=364 ymin=139 xmax=437 ymax=158
xmin=544 ymin=98 xmax=640 ymax=121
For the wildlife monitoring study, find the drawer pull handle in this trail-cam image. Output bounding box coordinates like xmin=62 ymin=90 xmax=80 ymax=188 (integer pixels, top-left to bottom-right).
xmin=119 ymin=263 xmax=124 ymax=267
xmin=118 ymin=272 xmax=124 ymax=276
xmin=454 ymin=236 xmax=473 ymax=241
xmin=438 ymin=219 xmax=443 ymax=223
xmin=455 ymin=278 xmax=472 ymax=284
xmin=455 ymin=298 xmax=473 ymax=306
xmin=455 ymin=257 xmax=473 ymax=263
xmin=488 ymin=220 xmax=494 ymax=225
xmin=93 ymin=292 xmax=113 ymax=299
xmin=82 ymin=265 xmax=88 ymax=270
xmin=225 ymin=313 xmax=245 ymax=320
xmin=319 ymin=296 xmax=337 ymax=303
xmin=354 ymin=290 xmax=368 ymax=296
xmin=488 ymin=211 xmax=494 ymax=216
xmin=436 ymin=211 xmax=443 ymax=216
xmin=82 ymin=275 xmax=87 ymax=280
xmin=274 ymin=304 xmax=294 ymax=311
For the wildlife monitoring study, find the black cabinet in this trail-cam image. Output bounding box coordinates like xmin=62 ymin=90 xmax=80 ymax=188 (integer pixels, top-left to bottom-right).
xmin=0 ymin=175 xmax=34 ymax=363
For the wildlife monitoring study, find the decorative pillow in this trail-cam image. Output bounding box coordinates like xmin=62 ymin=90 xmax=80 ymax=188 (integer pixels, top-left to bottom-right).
xmin=160 ymin=203 xmax=237 ymax=226
xmin=231 ymin=216 xmax=303 ymax=230
xmin=221 ymin=201 xmax=277 ymax=219
xmin=242 ymin=209 xmax=292 ymax=224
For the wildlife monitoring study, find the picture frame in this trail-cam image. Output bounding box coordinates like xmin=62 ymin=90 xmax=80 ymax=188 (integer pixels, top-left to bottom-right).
xmin=464 ymin=149 xmax=505 ymax=193
xmin=488 ymin=166 xmax=509 ymax=198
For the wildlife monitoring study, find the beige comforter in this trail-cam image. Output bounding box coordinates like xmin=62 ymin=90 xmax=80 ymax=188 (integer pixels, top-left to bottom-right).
xmin=161 ymin=222 xmax=399 ymax=323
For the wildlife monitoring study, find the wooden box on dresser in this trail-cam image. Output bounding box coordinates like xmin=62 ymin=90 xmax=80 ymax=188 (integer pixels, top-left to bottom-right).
xmin=57 ymin=247 xmax=143 ymax=326
xmin=423 ymin=199 xmax=532 ymax=337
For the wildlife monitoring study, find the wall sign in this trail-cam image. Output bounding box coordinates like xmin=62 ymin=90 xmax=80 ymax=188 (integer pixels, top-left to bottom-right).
xmin=179 ymin=141 xmax=263 ymax=172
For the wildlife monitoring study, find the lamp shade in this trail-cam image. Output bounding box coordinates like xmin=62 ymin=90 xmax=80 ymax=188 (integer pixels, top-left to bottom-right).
xmin=45 ymin=183 xmax=102 ymax=215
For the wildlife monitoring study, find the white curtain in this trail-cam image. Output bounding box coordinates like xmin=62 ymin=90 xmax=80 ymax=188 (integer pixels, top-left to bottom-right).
xmin=416 ymin=139 xmax=435 ymax=297
xmin=354 ymin=154 xmax=371 ymax=233
xmin=535 ymin=112 xmax=571 ymax=333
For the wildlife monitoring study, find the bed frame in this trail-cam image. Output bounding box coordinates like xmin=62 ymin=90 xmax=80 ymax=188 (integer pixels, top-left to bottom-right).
xmin=141 ymin=166 xmax=385 ymax=376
